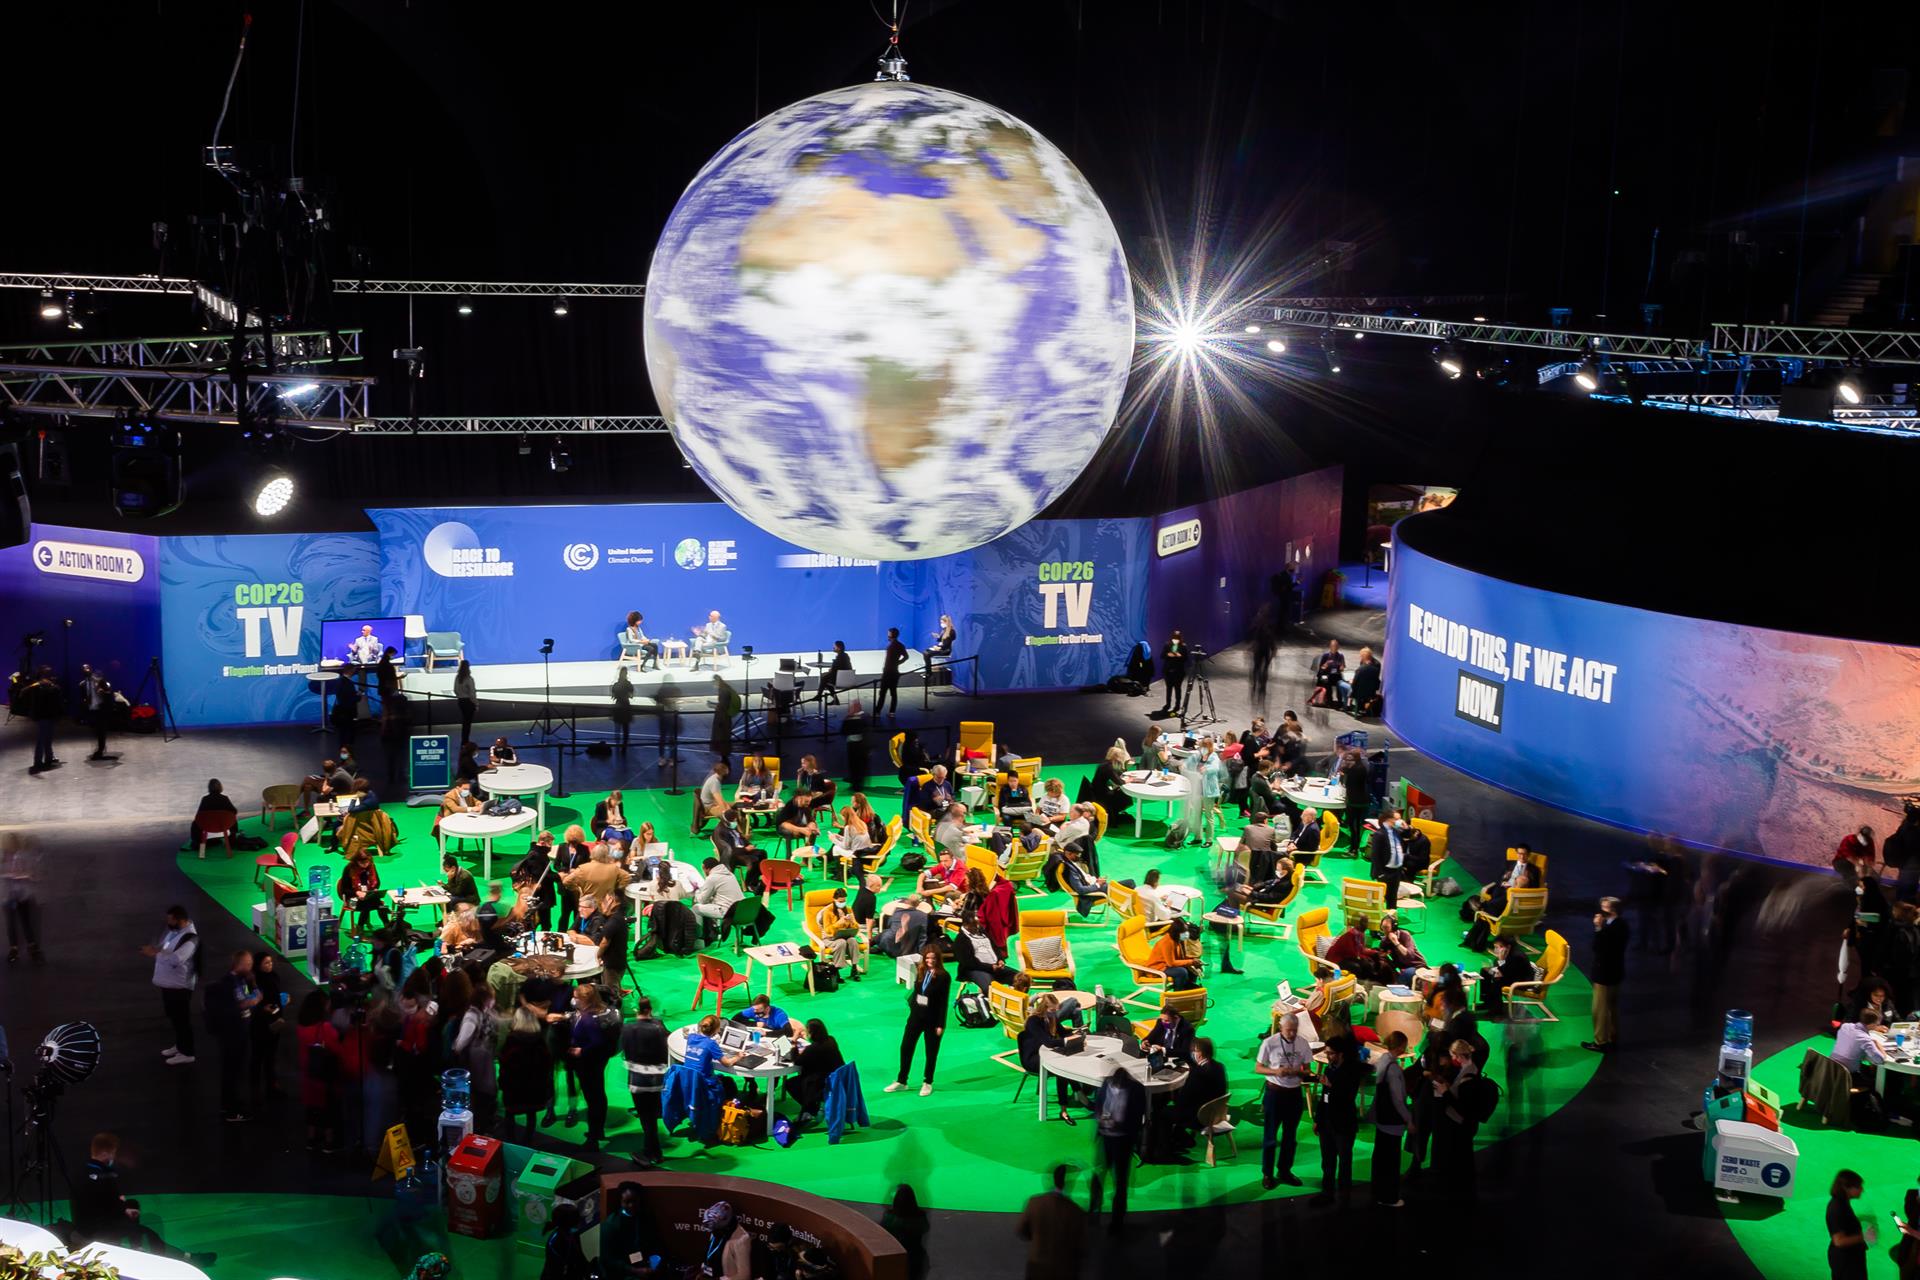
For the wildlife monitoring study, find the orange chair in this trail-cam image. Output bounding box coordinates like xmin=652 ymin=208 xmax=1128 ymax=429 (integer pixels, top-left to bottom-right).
xmin=692 ymin=954 xmax=751 ymax=1014
xmin=253 ymin=833 xmax=298 ymax=887
xmin=760 ymin=858 xmax=805 ymax=911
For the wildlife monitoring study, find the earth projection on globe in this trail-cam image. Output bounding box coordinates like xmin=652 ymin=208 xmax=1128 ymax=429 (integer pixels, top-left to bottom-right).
xmin=644 ymin=80 xmax=1135 ymax=560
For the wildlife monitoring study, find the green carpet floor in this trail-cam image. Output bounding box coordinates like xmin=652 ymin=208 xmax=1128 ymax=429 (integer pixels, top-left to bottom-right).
xmin=1722 ymin=1037 xmax=1920 ymax=1278
xmin=179 ymin=763 xmax=1602 ymax=1214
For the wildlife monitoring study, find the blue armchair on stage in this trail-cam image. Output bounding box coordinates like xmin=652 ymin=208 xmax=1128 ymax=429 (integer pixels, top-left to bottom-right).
xmin=663 ymin=1063 xmax=726 ymax=1144
xmin=690 ymin=623 xmax=732 ymax=671
xmin=823 ymin=1061 xmax=869 ymax=1144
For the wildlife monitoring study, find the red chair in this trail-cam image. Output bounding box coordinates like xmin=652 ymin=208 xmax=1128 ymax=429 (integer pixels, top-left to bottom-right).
xmin=692 ymin=954 xmax=750 ymax=1014
xmin=197 ymin=810 xmax=239 ymax=859
xmin=760 ymin=858 xmax=805 ymax=911
xmin=254 ymin=833 xmax=299 ymax=886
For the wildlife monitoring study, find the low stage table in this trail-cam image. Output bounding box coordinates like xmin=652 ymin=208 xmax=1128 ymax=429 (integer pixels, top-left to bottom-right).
xmin=742 ymin=941 xmax=818 ymax=997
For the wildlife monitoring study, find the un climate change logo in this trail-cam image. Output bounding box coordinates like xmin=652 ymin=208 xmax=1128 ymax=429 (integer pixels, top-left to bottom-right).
xmin=673 ymin=538 xmax=706 ymax=570
xmin=562 ymin=542 xmax=600 ymax=571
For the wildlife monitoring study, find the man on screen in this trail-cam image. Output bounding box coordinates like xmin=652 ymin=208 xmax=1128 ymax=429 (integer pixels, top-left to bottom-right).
xmin=347 ymin=624 xmax=383 ymax=666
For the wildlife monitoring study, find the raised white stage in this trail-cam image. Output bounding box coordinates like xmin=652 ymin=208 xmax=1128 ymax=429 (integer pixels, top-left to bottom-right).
xmin=395 ymin=646 xmax=932 ymax=709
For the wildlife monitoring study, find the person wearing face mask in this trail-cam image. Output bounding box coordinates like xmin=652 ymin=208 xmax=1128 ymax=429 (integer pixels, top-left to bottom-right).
xmin=437 ymin=778 xmax=485 ymax=834
xmin=1367 ymin=807 xmax=1429 ymax=912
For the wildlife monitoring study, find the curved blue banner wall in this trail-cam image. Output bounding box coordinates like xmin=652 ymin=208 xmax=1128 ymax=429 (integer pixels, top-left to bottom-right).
xmin=370 ymin=504 xmax=1149 ymax=694
xmin=1385 ymin=541 xmax=1920 ymax=867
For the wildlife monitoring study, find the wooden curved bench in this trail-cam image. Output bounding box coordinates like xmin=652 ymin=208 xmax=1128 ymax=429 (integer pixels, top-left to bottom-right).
xmin=595 ymin=1171 xmax=908 ymax=1280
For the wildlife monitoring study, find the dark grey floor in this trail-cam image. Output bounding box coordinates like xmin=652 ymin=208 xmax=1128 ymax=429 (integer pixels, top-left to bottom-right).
xmin=0 ymin=611 xmax=1846 ymax=1277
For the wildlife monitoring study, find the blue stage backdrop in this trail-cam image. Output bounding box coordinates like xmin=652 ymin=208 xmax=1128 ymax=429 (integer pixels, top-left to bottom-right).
xmin=0 ymin=523 xmax=160 ymax=702
xmin=1385 ymin=539 xmax=1920 ymax=868
xmin=158 ymin=533 xmax=381 ymax=727
xmin=882 ymin=518 xmax=1149 ymax=693
xmin=368 ymin=505 xmax=884 ymax=668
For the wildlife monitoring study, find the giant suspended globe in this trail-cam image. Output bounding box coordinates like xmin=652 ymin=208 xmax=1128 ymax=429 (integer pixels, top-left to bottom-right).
xmin=644 ymin=81 xmax=1135 ymax=560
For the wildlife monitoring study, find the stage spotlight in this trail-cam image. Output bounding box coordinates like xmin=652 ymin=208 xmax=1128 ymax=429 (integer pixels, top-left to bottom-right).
xmin=1473 ymin=315 xmax=1488 ymax=322
xmin=1573 ymin=354 xmax=1601 ymax=392
xmin=516 ymin=434 xmax=532 ymax=456
xmin=1432 ymin=340 xmax=1464 ymax=380
xmin=1352 ymin=332 xmax=1365 ymax=341
xmin=277 ymin=382 xmax=320 ymax=400
xmin=37 ymin=290 xmax=62 ymax=320
xmin=548 ymin=438 xmax=571 ymax=473
xmin=1244 ymin=323 xmax=1262 ymax=334
xmin=1836 ymin=378 xmax=1862 ymax=405
xmin=457 ymin=299 xmax=474 ymax=316
xmin=252 ymin=469 xmax=295 ymax=517
xmin=552 ymin=295 xmax=570 ymax=317
xmin=1265 ymin=338 xmax=1286 ymax=354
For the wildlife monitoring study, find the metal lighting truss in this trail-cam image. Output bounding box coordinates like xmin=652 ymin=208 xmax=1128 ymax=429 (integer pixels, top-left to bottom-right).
xmin=0 ymin=327 xmax=372 ymax=428
xmin=349 ymin=415 xmax=669 ymax=435
xmin=0 ymin=271 xmax=646 ymax=299
xmin=1707 ymin=323 xmax=1920 ymax=363
xmin=0 ymin=328 xmax=360 ymax=370
xmin=333 ymin=279 xmax=645 ymax=297
xmin=0 ymin=361 xmax=371 ymax=428
xmin=1267 ymin=306 xmax=1708 ymax=360
xmin=1263 ymin=293 xmax=1489 ymax=310
xmin=1641 ymin=392 xmax=1915 ymax=425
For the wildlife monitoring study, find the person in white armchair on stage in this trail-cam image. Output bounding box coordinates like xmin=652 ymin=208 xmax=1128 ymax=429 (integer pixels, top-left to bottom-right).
xmin=690 ymin=611 xmax=732 ymax=671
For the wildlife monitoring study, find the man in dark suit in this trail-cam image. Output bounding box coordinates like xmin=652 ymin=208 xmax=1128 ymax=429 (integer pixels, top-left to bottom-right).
xmin=1367 ymin=808 xmax=1430 ymax=914
xmin=1173 ymin=1036 xmax=1228 ymax=1135
xmin=878 ymin=627 xmax=908 ymax=717
xmin=1140 ymin=1006 xmax=1195 ymax=1064
xmin=1339 ymin=749 xmax=1372 ymax=856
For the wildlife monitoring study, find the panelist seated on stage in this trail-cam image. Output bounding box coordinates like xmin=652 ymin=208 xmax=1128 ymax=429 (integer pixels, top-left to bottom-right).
xmin=689 ymin=611 xmax=732 ymax=669
xmin=622 ymin=610 xmax=661 ymax=669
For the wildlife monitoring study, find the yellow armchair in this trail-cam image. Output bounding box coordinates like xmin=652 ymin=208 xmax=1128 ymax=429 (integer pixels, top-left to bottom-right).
xmin=1089 ymin=802 xmax=1109 ymax=841
xmin=1477 ymin=886 xmax=1549 ymax=952
xmin=801 ymin=887 xmax=868 ymax=973
xmin=1340 ymin=876 xmax=1389 ymax=931
xmin=1505 ymin=929 xmax=1569 ymax=1021
xmin=964 ymin=843 xmax=1002 ymax=885
xmin=1004 ymin=846 xmax=1049 ymax=896
xmin=1010 ymin=756 xmax=1042 ymax=791
xmin=1115 ymin=914 xmax=1173 ymax=1007
xmin=1295 ymin=906 xmax=1337 ymax=980
xmin=988 ymin=980 xmax=1029 ymax=1070
xmin=1130 ymin=985 xmax=1210 ymax=1039
xmin=959 ymin=721 xmax=995 ymax=763
xmin=1017 ymin=909 xmax=1075 ymax=982
xmin=1245 ymin=861 xmax=1306 ymax=937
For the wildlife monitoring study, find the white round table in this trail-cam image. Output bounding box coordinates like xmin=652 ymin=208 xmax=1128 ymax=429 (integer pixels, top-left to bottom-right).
xmin=308 ymin=669 xmax=340 ymax=732
xmin=1280 ymin=776 xmax=1347 ymax=812
xmin=439 ymin=809 xmax=537 ymax=880
xmin=1036 ymin=1033 xmax=1188 ymax=1122
xmin=479 ymin=763 xmax=555 ymax=828
xmin=1121 ymin=771 xmax=1190 ymax=838
xmin=668 ymin=1024 xmax=801 ymax=1087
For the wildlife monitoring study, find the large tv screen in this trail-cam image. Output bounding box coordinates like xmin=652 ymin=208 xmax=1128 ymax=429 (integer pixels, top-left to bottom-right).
xmin=319 ymin=616 xmax=406 ymax=666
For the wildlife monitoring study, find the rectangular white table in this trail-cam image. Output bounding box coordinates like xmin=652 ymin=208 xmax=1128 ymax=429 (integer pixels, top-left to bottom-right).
xmin=743 ymin=941 xmax=817 ymax=997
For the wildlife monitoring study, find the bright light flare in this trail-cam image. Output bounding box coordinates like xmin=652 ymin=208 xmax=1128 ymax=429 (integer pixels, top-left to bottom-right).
xmin=1837 ymin=380 xmax=1862 ymax=405
xmin=253 ymin=473 xmax=294 ymax=517
xmin=1266 ymin=339 xmax=1286 ymax=354
xmin=1573 ymin=370 xmax=1600 ymax=392
xmin=1439 ymin=359 xmax=1463 ymax=378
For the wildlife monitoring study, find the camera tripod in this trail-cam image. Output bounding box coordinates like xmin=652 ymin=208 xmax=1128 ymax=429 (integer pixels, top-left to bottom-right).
xmin=5 ymin=1069 xmax=72 ymax=1228
xmin=131 ymin=656 xmax=180 ymax=741
xmin=1180 ymin=656 xmax=1220 ymax=732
